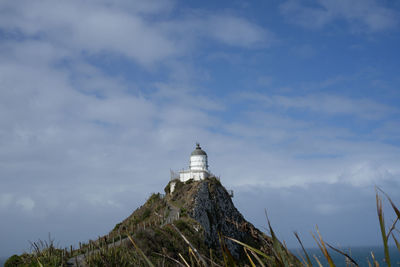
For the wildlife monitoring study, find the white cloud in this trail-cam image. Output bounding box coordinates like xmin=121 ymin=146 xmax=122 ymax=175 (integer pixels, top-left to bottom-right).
xmin=0 ymin=194 xmax=13 ymax=209
xmin=0 ymin=194 xmax=36 ymax=212
xmin=0 ymin=1 xmax=178 ymax=66
xmin=256 ymin=75 xmax=274 ymax=87
xmin=233 ymin=182 xmax=397 ymax=248
xmin=280 ymin=0 xmax=398 ymax=32
xmin=276 ymin=94 xmax=395 ymax=119
xmin=315 ymin=203 xmax=340 ymax=215
xmin=207 ymin=15 xmax=271 ymax=47
xmin=291 ymin=44 xmax=316 ymax=59
xmin=239 ymin=92 xmax=397 ymax=119
xmin=0 ymin=1 xmax=270 ymax=69
xmin=338 ymin=161 xmax=395 ymax=187
xmin=280 ymin=0 xmax=332 ymax=30
xmin=16 ymin=197 xmax=35 ymax=212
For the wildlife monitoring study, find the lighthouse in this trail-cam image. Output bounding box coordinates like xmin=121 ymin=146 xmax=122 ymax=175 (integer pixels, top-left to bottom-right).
xmin=179 ymin=143 xmax=210 ymax=182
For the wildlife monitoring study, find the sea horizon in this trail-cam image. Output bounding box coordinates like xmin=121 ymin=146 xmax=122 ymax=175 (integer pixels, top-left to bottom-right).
xmin=292 ymin=245 xmax=400 ymax=266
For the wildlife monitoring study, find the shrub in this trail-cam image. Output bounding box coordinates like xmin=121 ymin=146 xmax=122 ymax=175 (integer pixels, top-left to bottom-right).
xmin=4 ymin=255 xmax=24 ymax=267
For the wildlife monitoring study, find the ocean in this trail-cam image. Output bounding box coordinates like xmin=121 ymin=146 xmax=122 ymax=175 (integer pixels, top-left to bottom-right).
xmin=293 ymin=246 xmax=400 ymax=266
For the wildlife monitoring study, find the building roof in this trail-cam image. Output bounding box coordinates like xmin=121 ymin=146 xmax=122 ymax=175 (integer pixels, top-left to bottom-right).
xmin=191 ymin=143 xmax=207 ymax=156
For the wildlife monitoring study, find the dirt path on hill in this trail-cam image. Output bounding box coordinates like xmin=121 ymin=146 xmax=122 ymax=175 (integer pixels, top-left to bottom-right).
xmin=66 ymin=238 xmax=130 ymax=266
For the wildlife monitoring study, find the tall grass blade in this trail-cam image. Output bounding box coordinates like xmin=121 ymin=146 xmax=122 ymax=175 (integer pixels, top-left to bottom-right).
xmin=210 ymin=248 xmax=214 ymax=267
xmin=316 ymin=226 xmax=335 ymax=267
xmin=153 ymin=252 xmax=186 ymax=267
xmin=249 ymin=249 xmax=266 ymax=267
xmin=265 ymin=210 xmax=291 ymax=267
xmin=172 ymin=223 xmax=208 ymax=266
xmin=311 ymin=227 xmax=335 ymax=267
xmin=189 ymin=246 xmax=195 ymax=267
xmin=218 ymin=233 xmax=236 ymax=267
xmin=127 ymin=233 xmax=155 ymax=267
xmin=244 ymin=247 xmax=256 ymax=267
xmin=376 ymin=191 xmax=391 ymax=267
xmin=313 ymin=255 xmax=323 ymax=267
xmin=311 ymin=231 xmax=324 ymax=254
xmin=297 ymin=250 xmax=308 ymax=266
xmin=377 ymin=187 xmax=400 ymax=221
xmin=326 ymin=242 xmax=358 ymax=266
xmin=188 ymin=246 xmax=201 ymax=266
xmin=392 ymin=233 xmax=400 ymax=253
xmin=294 ymin=231 xmax=312 ymax=267
xmin=224 ymin=236 xmax=273 ymax=261
xmin=179 ymin=253 xmax=191 ymax=267
xmin=370 ymin=251 xmax=379 ymax=267
xmin=386 ymin=217 xmax=399 ymax=239
xmin=377 ymin=187 xmax=400 ymax=243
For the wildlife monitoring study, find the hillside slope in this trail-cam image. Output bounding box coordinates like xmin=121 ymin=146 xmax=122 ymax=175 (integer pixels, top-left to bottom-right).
xmin=97 ymin=177 xmax=297 ymax=265
xmin=5 ymin=177 xmax=300 ymax=266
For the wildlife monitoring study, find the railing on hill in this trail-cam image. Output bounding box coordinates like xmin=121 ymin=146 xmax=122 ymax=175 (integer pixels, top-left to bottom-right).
xmin=170 ymin=169 xmax=179 ymax=180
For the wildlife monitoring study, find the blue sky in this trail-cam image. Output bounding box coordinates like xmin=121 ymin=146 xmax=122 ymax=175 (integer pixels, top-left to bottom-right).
xmin=1 ymin=0 xmax=400 ymax=258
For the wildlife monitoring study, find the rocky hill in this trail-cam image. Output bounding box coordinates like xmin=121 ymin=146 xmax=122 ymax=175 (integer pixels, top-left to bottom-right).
xmin=166 ymin=177 xmax=271 ymax=260
xmin=95 ymin=177 xmax=298 ymax=266
xmin=5 ymin=177 xmax=299 ymax=266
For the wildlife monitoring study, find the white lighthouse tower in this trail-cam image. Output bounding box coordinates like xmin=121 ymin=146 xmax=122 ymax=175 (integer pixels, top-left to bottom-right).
xmin=179 ymin=143 xmax=210 ymax=182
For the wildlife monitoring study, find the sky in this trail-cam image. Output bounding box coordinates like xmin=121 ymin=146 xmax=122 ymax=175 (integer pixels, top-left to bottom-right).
xmin=1 ymin=0 xmax=400 ymax=258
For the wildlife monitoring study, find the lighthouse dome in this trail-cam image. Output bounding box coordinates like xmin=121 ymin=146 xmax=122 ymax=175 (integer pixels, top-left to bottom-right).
xmin=191 ymin=143 xmax=207 ymax=156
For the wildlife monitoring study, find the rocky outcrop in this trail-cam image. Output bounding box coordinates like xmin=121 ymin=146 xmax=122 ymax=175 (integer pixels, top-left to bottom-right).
xmin=7 ymin=177 xmax=297 ymax=266
xmin=108 ymin=177 xmax=274 ymax=262
xmin=182 ymin=178 xmax=270 ymax=260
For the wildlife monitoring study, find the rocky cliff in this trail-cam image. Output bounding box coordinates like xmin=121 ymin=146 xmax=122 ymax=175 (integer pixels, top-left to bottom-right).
xmin=5 ymin=177 xmax=299 ymax=266
xmin=169 ymin=177 xmax=272 ymax=260
xmin=101 ymin=177 xmax=280 ymax=264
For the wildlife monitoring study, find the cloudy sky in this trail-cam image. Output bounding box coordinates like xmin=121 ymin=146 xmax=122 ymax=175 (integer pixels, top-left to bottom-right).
xmin=1 ymin=0 xmax=400 ymax=258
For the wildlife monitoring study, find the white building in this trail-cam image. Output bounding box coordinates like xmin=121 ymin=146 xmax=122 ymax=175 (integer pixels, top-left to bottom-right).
xmin=178 ymin=143 xmax=210 ymax=182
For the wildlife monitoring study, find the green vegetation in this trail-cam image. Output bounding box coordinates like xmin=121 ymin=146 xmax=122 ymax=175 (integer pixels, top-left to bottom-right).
xmin=6 ymin=185 xmax=400 ymax=266
xmin=4 ymin=238 xmax=70 ymax=267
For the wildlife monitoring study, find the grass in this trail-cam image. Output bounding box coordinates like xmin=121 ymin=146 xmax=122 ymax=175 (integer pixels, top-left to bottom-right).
xmin=5 ymin=187 xmax=400 ymax=267
xmin=4 ymin=235 xmax=71 ymax=267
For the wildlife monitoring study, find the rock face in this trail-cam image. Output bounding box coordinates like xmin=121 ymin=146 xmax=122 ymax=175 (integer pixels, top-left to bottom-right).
xmin=191 ymin=180 xmax=247 ymax=258
xmin=169 ymin=177 xmax=269 ymax=260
